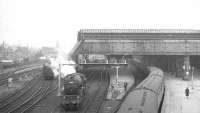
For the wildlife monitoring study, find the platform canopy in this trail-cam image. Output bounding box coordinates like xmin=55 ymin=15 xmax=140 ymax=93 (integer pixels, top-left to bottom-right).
xmin=70 ymin=29 xmax=200 ymax=58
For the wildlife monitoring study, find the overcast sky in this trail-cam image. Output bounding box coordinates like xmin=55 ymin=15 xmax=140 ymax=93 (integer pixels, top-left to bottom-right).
xmin=1 ymin=0 xmax=200 ymax=54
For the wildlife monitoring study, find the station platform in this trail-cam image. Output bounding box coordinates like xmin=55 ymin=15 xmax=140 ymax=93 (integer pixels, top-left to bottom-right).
xmin=162 ymin=71 xmax=200 ymax=113
xmin=106 ymin=67 xmax=135 ymax=100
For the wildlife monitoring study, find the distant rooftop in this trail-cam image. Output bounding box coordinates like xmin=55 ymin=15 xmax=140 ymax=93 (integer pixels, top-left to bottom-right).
xmin=79 ymin=29 xmax=200 ymax=34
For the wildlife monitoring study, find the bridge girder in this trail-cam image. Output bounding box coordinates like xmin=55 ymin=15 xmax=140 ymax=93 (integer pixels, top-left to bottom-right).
xmin=75 ymin=39 xmax=200 ymax=55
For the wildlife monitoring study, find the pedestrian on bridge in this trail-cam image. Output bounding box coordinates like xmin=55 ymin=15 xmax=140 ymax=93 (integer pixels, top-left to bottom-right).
xmin=185 ymin=87 xmax=190 ymax=99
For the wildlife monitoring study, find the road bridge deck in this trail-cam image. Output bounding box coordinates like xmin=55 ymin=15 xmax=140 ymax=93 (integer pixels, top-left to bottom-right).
xmin=71 ymin=29 xmax=200 ymax=59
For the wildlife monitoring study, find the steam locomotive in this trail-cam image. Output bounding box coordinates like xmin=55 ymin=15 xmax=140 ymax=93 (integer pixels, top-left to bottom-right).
xmin=61 ymin=73 xmax=87 ymax=109
xmin=42 ymin=64 xmax=54 ymax=80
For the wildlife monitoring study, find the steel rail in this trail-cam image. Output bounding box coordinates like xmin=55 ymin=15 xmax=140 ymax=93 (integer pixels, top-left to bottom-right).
xmin=0 ymin=72 xmax=42 ymax=107
xmin=82 ymin=70 xmax=110 ymax=113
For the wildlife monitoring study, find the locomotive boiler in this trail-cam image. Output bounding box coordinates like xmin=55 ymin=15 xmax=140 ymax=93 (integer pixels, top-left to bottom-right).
xmin=61 ymin=73 xmax=87 ymax=109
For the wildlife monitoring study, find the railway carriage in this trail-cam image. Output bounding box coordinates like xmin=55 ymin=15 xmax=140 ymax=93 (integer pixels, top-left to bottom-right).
xmin=117 ymin=67 xmax=165 ymax=113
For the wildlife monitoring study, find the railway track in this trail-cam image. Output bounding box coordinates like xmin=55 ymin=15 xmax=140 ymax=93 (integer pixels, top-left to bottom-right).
xmin=82 ymin=69 xmax=136 ymax=113
xmin=0 ymin=74 xmax=56 ymax=113
xmin=0 ymin=72 xmax=41 ymax=105
xmin=0 ymin=63 xmax=41 ymax=75
xmin=85 ymin=70 xmax=98 ymax=82
xmin=0 ymin=72 xmax=44 ymax=113
xmin=81 ymin=70 xmax=110 ymax=113
xmin=51 ymin=69 xmax=110 ymax=113
xmin=0 ymin=65 xmax=42 ymax=86
xmin=11 ymin=82 xmax=57 ymax=113
xmin=22 ymin=87 xmax=57 ymax=113
xmin=55 ymin=67 xmax=149 ymax=113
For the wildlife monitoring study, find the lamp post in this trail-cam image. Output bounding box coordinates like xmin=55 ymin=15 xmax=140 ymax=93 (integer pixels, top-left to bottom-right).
xmin=183 ymin=64 xmax=191 ymax=80
xmin=192 ymin=67 xmax=194 ymax=89
xmin=116 ymin=66 xmax=120 ymax=84
xmin=183 ymin=64 xmax=186 ymax=79
xmin=56 ymin=41 xmax=62 ymax=96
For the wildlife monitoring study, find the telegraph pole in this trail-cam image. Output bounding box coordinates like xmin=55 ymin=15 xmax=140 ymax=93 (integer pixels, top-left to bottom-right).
xmin=57 ymin=63 xmax=61 ymax=96
xmin=116 ymin=66 xmax=120 ymax=84
xmin=56 ymin=41 xmax=61 ymax=96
